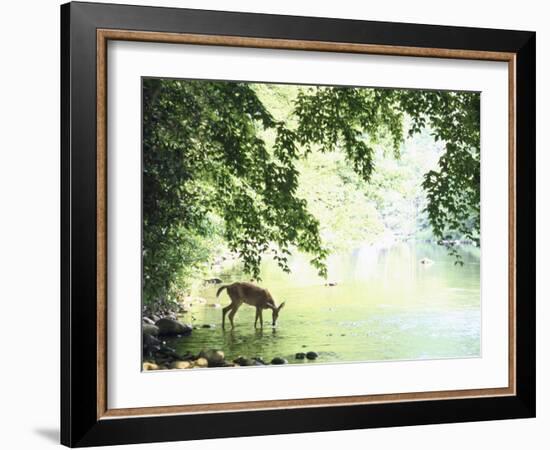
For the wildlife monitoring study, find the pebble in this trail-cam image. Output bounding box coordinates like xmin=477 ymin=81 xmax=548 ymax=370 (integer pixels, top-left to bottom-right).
xmin=233 ymin=356 xmax=254 ymax=366
xmin=233 ymin=356 xmax=246 ymax=365
xmin=204 ymin=350 xmax=225 ymax=365
xmin=295 ymin=352 xmax=306 ymax=360
xmin=170 ymin=361 xmax=191 ymax=369
xmin=195 ymin=357 xmax=209 ymax=368
xmin=271 ymin=357 xmax=288 ymax=365
xmin=142 ymin=362 xmax=159 ymax=371
xmin=306 ymin=351 xmax=319 ymax=360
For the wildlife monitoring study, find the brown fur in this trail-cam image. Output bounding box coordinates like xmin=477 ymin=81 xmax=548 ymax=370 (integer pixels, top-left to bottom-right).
xmin=216 ymin=282 xmax=285 ymax=329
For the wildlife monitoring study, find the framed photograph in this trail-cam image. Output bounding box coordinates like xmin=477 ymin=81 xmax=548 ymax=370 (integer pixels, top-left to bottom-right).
xmin=61 ymin=1 xmax=536 ymax=447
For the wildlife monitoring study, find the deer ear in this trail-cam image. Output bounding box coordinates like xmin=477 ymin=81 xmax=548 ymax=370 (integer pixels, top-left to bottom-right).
xmin=278 ymin=301 xmax=286 ymax=310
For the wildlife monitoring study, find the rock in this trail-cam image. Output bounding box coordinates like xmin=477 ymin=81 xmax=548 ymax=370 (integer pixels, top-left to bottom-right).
xmin=251 ymin=359 xmax=265 ymax=366
xmin=203 ymin=349 xmax=225 ymax=365
xmin=207 ymin=303 xmax=222 ymax=309
xmin=143 ymin=333 xmax=160 ymax=347
xmin=156 ymin=346 xmax=182 ymax=361
xmin=295 ymin=352 xmax=306 ymax=360
xmin=142 ymin=324 xmax=159 ymax=336
xmin=325 ymin=282 xmax=338 ymax=287
xmin=234 ymin=356 xmax=260 ymax=366
xmin=142 ymin=317 xmax=155 ymax=325
xmin=201 ymin=324 xmax=215 ymax=329
xmin=155 ymin=318 xmax=192 ymax=336
xmin=205 ymin=278 xmax=223 ymax=284
xmin=170 ymin=361 xmax=192 ymax=369
xmin=233 ymin=356 xmax=249 ymax=366
xmin=419 ymin=258 xmax=434 ymax=265
xmin=271 ymin=357 xmax=288 ymax=365
xmin=155 ymin=356 xmax=172 ymax=366
xmin=179 ymin=351 xmax=196 ymax=361
xmin=252 ymin=357 xmax=266 ymax=365
xmin=142 ymin=362 xmax=159 ymax=371
xmin=195 ymin=357 xmax=209 ymax=368
xmin=142 ymin=334 xmax=161 ymax=358
xmin=215 ymin=360 xmax=236 ymax=368
xmin=306 ymin=351 xmax=319 ymax=360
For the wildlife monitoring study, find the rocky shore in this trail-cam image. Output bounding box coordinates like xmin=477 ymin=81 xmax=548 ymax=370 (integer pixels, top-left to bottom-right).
xmin=142 ymin=316 xmax=320 ymax=371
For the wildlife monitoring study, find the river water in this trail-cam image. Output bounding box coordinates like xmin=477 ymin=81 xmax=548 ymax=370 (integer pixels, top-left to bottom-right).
xmin=166 ymin=243 xmax=480 ymax=366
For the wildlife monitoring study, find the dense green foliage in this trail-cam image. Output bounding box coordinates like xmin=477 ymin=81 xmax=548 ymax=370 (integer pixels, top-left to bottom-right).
xmin=143 ymin=79 xmax=479 ymax=307
xmin=143 ymin=80 xmax=326 ymax=305
xmin=294 ymin=87 xmax=480 ymax=260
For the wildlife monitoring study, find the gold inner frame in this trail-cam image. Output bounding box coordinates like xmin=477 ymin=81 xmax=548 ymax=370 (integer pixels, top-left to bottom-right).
xmin=96 ymin=29 xmax=517 ymax=420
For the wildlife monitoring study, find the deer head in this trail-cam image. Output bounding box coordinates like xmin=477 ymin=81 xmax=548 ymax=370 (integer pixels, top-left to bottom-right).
xmin=272 ymin=301 xmax=286 ymax=326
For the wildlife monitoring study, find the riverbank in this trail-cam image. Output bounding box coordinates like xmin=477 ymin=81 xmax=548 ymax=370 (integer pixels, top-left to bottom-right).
xmin=143 ymin=316 xmax=320 ymax=371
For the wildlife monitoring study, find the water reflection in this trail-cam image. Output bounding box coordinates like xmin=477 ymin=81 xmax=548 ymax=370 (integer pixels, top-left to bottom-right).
xmin=165 ymin=243 xmax=480 ymax=365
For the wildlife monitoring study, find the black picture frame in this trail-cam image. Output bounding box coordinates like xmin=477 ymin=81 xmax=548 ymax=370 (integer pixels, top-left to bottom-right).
xmin=61 ymin=1 xmax=535 ymax=447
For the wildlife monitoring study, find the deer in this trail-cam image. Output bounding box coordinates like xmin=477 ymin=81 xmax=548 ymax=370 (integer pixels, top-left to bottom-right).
xmin=216 ymin=282 xmax=286 ymax=329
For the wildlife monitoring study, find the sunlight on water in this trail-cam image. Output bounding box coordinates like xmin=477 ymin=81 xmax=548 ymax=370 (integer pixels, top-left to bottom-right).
xmin=165 ymin=243 xmax=480 ymax=365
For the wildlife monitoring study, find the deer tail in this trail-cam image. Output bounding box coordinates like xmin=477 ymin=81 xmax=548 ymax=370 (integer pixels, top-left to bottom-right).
xmin=216 ymin=285 xmax=228 ymax=298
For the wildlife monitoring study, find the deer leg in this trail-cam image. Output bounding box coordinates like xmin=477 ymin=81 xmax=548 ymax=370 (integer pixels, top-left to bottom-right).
xmin=259 ymin=308 xmax=264 ymax=328
xmin=228 ymin=302 xmax=242 ymax=329
xmin=222 ymin=304 xmax=232 ymax=329
xmin=254 ymin=307 xmax=260 ymax=328
xmin=223 ymin=289 xmax=239 ymax=329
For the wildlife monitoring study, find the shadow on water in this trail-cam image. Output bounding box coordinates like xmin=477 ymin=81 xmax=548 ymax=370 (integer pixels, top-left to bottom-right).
xmin=166 ymin=242 xmax=480 ymax=366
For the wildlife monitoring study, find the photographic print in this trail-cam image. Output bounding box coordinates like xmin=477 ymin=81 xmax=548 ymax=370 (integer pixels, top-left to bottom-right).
xmin=141 ymin=78 xmax=481 ymax=371
xmin=62 ymin=5 xmax=535 ymax=444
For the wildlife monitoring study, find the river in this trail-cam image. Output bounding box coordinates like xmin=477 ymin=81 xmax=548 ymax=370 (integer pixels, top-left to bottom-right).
xmin=165 ymin=242 xmax=480 ymax=366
